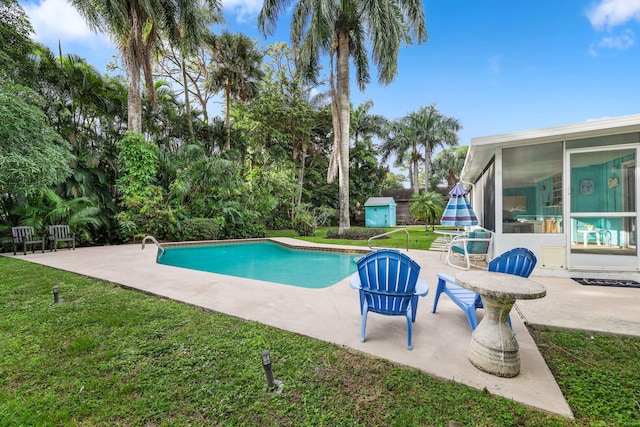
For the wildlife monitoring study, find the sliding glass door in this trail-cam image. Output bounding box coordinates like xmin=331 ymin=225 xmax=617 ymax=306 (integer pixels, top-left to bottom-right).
xmin=567 ymin=146 xmax=638 ymax=270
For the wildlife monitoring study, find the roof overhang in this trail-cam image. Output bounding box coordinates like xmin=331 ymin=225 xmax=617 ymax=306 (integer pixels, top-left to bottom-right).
xmin=461 ymin=114 xmax=640 ymax=185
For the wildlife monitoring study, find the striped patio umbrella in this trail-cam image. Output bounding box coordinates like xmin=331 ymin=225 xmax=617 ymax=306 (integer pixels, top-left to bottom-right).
xmin=440 ymin=183 xmax=478 ymax=227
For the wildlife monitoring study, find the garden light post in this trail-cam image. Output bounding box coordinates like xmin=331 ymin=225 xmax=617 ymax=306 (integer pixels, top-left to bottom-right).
xmin=261 ymin=350 xmax=274 ymax=388
xmin=53 ymin=286 xmax=59 ymax=304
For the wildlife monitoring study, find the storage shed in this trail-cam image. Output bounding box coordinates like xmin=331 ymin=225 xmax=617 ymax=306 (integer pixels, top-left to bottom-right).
xmin=364 ymin=197 xmax=397 ymax=227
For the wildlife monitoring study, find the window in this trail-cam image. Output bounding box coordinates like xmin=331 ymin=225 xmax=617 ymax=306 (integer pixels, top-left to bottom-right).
xmin=502 ymin=142 xmax=563 ymax=234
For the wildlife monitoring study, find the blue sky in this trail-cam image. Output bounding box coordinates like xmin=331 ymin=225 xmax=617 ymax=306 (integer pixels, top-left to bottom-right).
xmin=21 ymin=0 xmax=640 ymax=147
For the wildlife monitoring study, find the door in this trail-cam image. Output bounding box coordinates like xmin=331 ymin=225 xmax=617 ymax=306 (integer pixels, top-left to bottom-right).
xmin=567 ymin=146 xmax=638 ymax=270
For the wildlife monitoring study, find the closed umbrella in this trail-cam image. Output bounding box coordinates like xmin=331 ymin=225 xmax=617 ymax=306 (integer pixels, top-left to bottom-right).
xmin=440 ymin=183 xmax=478 ymax=227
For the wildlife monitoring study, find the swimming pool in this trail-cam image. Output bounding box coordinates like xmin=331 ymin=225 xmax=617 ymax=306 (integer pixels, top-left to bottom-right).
xmin=157 ymin=240 xmax=364 ymax=288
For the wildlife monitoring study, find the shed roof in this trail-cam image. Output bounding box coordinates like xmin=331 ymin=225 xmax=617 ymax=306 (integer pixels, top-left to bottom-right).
xmin=364 ymin=197 xmax=396 ymax=207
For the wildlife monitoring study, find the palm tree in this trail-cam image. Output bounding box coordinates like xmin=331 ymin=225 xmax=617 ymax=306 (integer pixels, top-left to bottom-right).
xmin=15 ymin=189 xmax=101 ymax=240
xmin=409 ymin=191 xmax=445 ymax=232
xmin=351 ymin=99 xmax=388 ymax=145
xmin=71 ymin=0 xmax=219 ymax=133
xmin=259 ymin=0 xmax=427 ymax=234
xmin=432 ymin=146 xmax=468 ymax=189
xmin=408 ymin=104 xmax=462 ymax=191
xmin=379 ymin=117 xmax=422 ymax=193
xmin=204 ymin=31 xmax=264 ymax=151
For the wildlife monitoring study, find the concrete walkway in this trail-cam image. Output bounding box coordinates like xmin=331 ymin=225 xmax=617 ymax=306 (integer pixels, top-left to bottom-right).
xmin=7 ymin=239 xmax=640 ymax=418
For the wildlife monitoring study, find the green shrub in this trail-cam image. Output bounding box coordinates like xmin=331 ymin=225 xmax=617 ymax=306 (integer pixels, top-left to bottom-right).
xmin=314 ymin=206 xmax=337 ymax=227
xmin=116 ymin=186 xmax=178 ymax=241
xmin=325 ymin=227 xmax=388 ymax=240
xmin=223 ymin=210 xmax=266 ymax=239
xmin=178 ymin=218 xmax=225 ymax=241
xmin=292 ymin=209 xmax=317 ymax=237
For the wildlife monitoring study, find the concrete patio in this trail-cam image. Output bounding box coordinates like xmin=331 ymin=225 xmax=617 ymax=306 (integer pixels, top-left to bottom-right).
xmin=6 ymin=238 xmax=640 ymax=418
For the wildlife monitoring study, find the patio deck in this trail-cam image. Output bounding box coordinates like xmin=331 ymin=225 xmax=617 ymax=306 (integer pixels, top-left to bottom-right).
xmin=6 ymin=238 xmax=640 ymax=418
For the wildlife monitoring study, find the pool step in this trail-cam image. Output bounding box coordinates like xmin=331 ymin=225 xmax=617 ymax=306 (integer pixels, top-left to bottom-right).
xmin=428 ymin=237 xmax=449 ymax=252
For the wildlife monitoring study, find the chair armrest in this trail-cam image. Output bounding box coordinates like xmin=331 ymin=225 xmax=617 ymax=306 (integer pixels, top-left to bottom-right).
xmin=349 ymin=273 xmax=362 ymax=290
xmin=414 ymin=278 xmax=429 ymax=297
xmin=449 ymin=234 xmax=465 ymax=244
xmin=436 ymin=272 xmax=456 ymax=284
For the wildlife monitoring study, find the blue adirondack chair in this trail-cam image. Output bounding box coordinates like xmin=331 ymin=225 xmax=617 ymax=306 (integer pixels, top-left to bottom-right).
xmin=349 ymin=249 xmax=428 ymax=350
xmin=432 ymin=247 xmax=537 ymax=330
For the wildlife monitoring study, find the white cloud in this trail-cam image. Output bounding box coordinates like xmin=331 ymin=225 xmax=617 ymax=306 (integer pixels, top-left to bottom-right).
xmin=586 ymin=1 xmax=638 ymax=56
xmin=221 ymin=0 xmax=263 ymax=23
xmin=598 ymin=29 xmax=636 ymax=49
xmin=23 ymin=0 xmax=110 ymax=47
xmin=587 ymin=0 xmax=640 ymax=30
xmin=589 ymin=28 xmax=635 ymax=56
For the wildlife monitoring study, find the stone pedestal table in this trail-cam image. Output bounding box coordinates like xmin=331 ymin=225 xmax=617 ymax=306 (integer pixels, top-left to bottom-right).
xmin=455 ymin=271 xmax=546 ymax=377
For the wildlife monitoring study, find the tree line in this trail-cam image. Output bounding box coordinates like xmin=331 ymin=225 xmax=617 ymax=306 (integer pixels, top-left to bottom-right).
xmin=0 ymin=0 xmax=465 ymax=249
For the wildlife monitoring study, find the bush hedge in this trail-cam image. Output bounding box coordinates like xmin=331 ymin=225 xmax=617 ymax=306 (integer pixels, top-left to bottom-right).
xmin=292 ymin=209 xmax=317 ymax=236
xmin=178 ymin=217 xmax=225 ymax=241
xmin=325 ymin=227 xmax=388 ymax=240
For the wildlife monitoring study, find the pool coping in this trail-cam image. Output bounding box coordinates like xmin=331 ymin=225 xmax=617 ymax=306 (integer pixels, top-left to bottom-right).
xmin=159 ymin=237 xmax=372 ymax=254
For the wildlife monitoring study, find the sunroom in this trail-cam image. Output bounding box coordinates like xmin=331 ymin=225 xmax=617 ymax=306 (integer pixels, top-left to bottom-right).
xmin=460 ymin=114 xmax=640 ymax=276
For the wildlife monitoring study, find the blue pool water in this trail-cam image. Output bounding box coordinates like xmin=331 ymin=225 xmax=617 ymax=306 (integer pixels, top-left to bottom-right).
xmin=157 ymin=241 xmax=361 ymax=288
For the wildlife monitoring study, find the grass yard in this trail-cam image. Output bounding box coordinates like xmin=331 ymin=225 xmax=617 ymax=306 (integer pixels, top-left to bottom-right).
xmin=1 ymin=255 xmax=639 ymax=426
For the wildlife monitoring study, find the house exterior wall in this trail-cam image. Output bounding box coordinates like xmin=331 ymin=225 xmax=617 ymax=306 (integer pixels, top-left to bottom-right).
xmin=462 ymin=114 xmax=640 ymax=278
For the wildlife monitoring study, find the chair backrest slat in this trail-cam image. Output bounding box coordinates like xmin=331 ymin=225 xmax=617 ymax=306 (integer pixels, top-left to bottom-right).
xmin=50 ymin=225 xmax=71 ymax=239
xmin=12 ymin=226 xmax=35 ymax=242
xmin=357 ymin=249 xmax=421 ymax=315
xmin=489 ymin=247 xmax=537 ymax=278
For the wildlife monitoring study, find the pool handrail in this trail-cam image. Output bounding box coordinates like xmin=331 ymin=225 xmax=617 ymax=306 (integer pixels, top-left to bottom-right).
xmin=142 ymin=235 xmax=165 ymax=255
xmin=368 ymin=228 xmax=409 ymax=251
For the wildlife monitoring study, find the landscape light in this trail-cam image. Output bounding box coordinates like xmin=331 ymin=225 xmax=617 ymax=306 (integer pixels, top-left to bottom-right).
xmin=261 ymin=350 xmax=275 ymax=388
xmin=53 ymin=286 xmax=59 ymax=304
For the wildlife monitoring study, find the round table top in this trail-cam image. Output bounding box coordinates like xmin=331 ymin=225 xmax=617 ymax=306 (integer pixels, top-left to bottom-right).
xmin=434 ymin=230 xmax=466 ymax=236
xmin=455 ymin=270 xmax=546 ymax=300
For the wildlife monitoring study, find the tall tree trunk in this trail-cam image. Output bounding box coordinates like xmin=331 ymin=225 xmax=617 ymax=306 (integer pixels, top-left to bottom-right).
xmin=127 ymin=67 xmax=142 ymax=134
xmin=424 ymin=147 xmax=432 ymax=191
xmin=224 ymin=77 xmax=231 ymax=150
xmin=182 ymin=54 xmax=195 ymax=142
xmin=296 ymin=142 xmax=307 ymax=206
xmin=412 ymin=140 xmax=419 ymax=193
xmin=337 ymin=32 xmax=351 ymax=233
xmin=448 ymin=168 xmax=457 ymax=189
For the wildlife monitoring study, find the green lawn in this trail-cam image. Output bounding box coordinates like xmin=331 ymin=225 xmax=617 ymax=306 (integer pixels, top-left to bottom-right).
xmin=1 ymin=251 xmax=639 ymax=426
